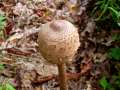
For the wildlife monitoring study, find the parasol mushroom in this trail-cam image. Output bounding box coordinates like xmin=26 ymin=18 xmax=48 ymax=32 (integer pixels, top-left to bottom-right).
xmin=37 ymin=20 xmax=80 ymax=90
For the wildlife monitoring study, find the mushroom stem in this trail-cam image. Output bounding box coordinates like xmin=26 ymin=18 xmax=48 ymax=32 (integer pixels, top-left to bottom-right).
xmin=57 ymin=62 xmax=67 ymax=90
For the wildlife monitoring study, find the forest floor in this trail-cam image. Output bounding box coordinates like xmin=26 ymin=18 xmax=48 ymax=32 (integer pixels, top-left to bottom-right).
xmin=0 ymin=0 xmax=120 ymax=90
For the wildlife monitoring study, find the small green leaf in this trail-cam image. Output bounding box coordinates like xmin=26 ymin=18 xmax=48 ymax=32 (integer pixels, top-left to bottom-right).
xmin=108 ymin=7 xmax=119 ymax=18
xmin=108 ymin=48 xmax=120 ymax=60
xmin=0 ymin=83 xmax=16 ymax=90
xmin=0 ymin=85 xmax=3 ymax=90
xmin=112 ymin=34 xmax=120 ymax=41
xmin=0 ymin=15 xmax=6 ymax=30
xmin=99 ymin=77 xmax=110 ymax=90
xmin=5 ymin=83 xmax=16 ymax=90
xmin=0 ymin=64 xmax=5 ymax=70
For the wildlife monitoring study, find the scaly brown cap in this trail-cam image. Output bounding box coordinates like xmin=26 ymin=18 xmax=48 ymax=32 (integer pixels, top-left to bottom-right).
xmin=37 ymin=20 xmax=80 ymax=64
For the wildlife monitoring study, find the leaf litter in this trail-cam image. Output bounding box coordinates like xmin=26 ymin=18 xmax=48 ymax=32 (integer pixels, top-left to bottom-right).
xmin=0 ymin=0 xmax=119 ymax=90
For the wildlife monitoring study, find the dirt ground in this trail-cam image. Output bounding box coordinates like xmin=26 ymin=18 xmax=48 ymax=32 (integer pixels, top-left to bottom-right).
xmin=0 ymin=0 xmax=119 ymax=90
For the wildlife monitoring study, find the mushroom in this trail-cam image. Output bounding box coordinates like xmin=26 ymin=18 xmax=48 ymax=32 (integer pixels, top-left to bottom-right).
xmin=37 ymin=20 xmax=80 ymax=90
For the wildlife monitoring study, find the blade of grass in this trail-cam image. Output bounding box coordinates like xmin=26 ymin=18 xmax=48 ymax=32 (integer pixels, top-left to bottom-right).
xmin=95 ymin=0 xmax=111 ymax=21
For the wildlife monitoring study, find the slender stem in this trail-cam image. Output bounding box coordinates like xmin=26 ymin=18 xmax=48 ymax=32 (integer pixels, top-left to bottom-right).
xmin=57 ymin=62 xmax=68 ymax=90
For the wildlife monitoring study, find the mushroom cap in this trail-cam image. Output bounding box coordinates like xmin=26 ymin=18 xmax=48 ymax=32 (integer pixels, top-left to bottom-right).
xmin=37 ymin=20 xmax=80 ymax=64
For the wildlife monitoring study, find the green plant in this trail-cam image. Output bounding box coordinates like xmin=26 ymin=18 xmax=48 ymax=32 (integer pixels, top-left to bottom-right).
xmin=0 ymin=15 xmax=6 ymax=39
xmin=99 ymin=77 xmax=111 ymax=90
xmin=0 ymin=83 xmax=16 ymax=90
xmin=99 ymin=75 xmax=120 ymax=90
xmin=108 ymin=47 xmax=120 ymax=60
xmin=0 ymin=15 xmax=6 ymax=30
xmin=92 ymin=0 xmax=120 ymax=27
xmin=108 ymin=7 xmax=120 ymax=26
xmin=112 ymin=74 xmax=120 ymax=88
xmin=0 ymin=64 xmax=5 ymax=70
xmin=112 ymin=34 xmax=120 ymax=41
xmin=104 ymin=47 xmax=120 ymax=90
